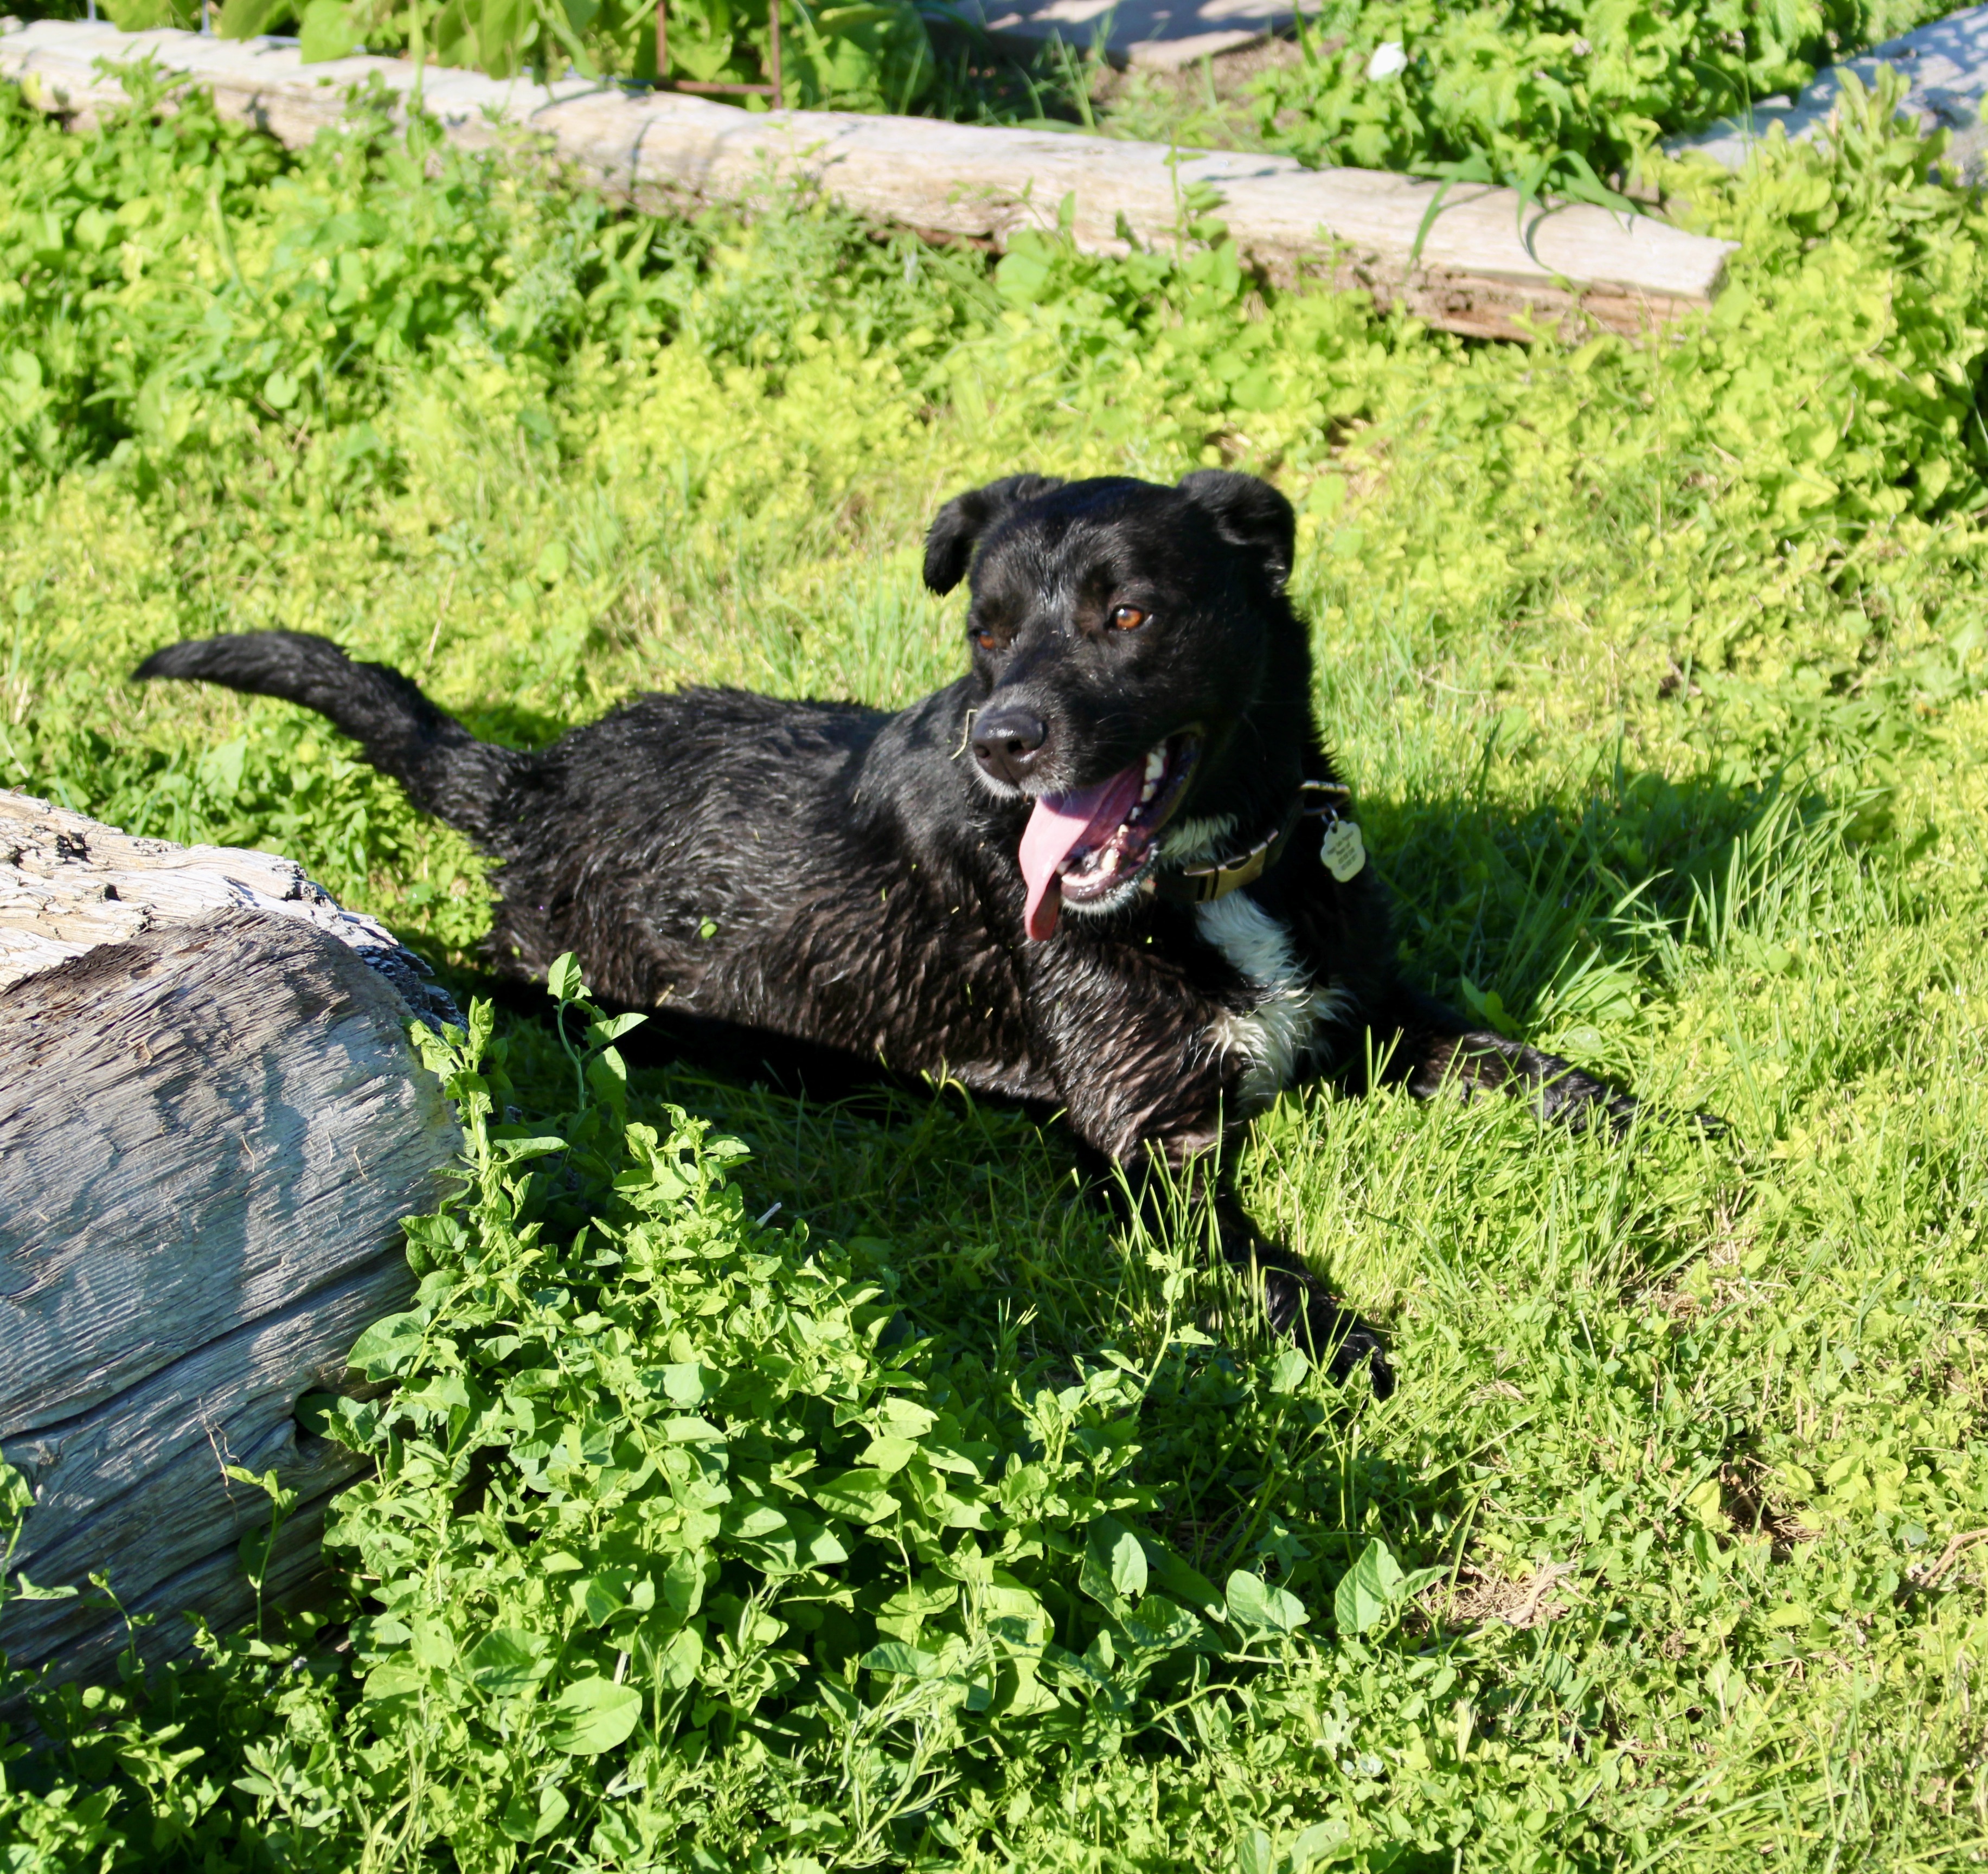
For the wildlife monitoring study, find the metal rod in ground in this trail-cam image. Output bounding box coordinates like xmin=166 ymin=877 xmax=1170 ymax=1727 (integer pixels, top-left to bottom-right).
xmin=768 ymin=0 xmax=780 ymax=104
xmin=655 ymin=0 xmax=666 ymax=85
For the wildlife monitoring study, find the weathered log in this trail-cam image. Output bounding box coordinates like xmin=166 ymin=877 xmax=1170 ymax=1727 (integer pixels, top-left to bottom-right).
xmin=0 ymin=791 xmax=462 ymax=1699
xmin=0 ymin=18 xmax=1736 ymax=341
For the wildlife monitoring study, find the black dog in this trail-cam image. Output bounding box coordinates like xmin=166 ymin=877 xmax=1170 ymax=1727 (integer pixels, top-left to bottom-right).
xmin=138 ymin=471 xmax=1634 ymax=1394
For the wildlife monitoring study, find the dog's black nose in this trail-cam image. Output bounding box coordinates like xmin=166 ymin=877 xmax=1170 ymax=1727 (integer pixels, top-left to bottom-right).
xmin=971 ymin=706 xmax=1048 ymax=787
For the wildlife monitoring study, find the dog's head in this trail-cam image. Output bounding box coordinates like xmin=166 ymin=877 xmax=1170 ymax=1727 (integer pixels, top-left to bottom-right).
xmin=924 ymin=472 xmax=1313 ymax=939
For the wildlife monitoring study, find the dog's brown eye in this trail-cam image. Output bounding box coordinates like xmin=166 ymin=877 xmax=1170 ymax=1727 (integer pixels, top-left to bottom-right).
xmin=1110 ymin=605 xmax=1149 ymax=631
xmin=974 ymin=630 xmax=998 ymax=652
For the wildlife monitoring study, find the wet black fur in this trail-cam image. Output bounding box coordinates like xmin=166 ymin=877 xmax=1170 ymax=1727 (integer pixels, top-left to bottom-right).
xmin=137 ymin=472 xmax=1638 ymax=1396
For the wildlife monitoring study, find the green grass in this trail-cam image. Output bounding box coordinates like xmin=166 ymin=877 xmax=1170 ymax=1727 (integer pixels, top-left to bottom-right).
xmin=4 ymin=64 xmax=1988 ymax=1872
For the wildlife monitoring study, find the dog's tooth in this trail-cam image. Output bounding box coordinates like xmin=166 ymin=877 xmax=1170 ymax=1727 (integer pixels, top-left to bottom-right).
xmin=1144 ymin=747 xmax=1166 ymax=783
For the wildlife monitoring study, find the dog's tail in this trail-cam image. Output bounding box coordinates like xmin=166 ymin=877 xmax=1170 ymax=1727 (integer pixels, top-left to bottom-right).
xmin=134 ymin=631 xmax=522 ymax=843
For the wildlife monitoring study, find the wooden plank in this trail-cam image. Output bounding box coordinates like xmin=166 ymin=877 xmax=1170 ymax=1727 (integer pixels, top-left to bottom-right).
xmin=1665 ymin=3 xmax=1988 ymax=184
xmin=0 ymin=18 xmax=1735 ymax=339
xmin=0 ymin=795 xmax=464 ymax=1699
xmin=945 ymin=0 xmax=1310 ymax=67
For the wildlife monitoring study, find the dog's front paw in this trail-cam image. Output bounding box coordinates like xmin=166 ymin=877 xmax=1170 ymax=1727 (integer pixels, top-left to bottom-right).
xmin=1258 ymin=1265 xmax=1396 ymax=1401
xmin=1320 ymin=1316 xmax=1396 ymax=1401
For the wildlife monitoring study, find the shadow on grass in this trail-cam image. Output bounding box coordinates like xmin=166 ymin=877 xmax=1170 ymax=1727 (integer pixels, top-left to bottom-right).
xmin=1363 ymin=758 xmax=1841 ymax=1027
xmin=422 ymin=758 xmax=1854 ymax=1586
xmin=426 ymin=753 xmax=1846 ymax=1342
xmin=454 ymin=701 xmax=584 ymax=753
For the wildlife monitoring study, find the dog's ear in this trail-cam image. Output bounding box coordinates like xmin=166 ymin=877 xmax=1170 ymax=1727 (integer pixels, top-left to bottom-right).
xmin=1178 ymin=471 xmax=1297 ymax=591
xmin=923 ymin=474 xmax=1066 ymax=594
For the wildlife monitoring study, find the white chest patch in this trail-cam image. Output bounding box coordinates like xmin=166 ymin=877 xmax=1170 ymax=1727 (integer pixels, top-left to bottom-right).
xmin=1163 ymin=814 xmax=1239 ymax=868
xmin=1196 ymin=893 xmax=1354 ymax=1111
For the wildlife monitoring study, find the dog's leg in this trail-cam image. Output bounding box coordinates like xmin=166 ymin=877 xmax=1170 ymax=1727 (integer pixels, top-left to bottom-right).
xmin=1039 ymin=957 xmax=1394 ymax=1392
xmin=1076 ymin=1135 xmax=1394 ymax=1398
xmin=1376 ymin=985 xmax=1639 ymax=1131
xmin=1209 ymin=1182 xmax=1396 ymax=1398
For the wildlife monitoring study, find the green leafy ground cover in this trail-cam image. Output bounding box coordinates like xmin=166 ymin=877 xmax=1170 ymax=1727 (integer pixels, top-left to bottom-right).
xmin=4 ymin=64 xmax=1988 ymax=1871
xmin=1235 ymin=0 xmax=1954 ymax=197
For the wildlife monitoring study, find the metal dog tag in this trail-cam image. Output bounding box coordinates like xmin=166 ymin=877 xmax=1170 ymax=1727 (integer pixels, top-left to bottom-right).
xmin=1321 ymin=817 xmax=1365 ymax=882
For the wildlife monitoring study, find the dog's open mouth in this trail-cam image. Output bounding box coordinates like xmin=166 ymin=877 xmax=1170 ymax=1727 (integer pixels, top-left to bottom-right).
xmin=1017 ymin=731 xmax=1200 ymax=941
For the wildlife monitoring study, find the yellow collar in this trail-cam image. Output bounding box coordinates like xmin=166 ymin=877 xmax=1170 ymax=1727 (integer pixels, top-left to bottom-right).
xmin=1153 ymin=780 xmax=1351 ymax=906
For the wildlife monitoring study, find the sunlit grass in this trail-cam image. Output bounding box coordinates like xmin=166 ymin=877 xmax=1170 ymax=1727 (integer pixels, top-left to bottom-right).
xmin=4 ymin=72 xmax=1988 ymax=1867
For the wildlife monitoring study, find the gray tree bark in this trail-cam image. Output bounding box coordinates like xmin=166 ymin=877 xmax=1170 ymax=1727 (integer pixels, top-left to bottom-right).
xmin=0 ymin=791 xmax=462 ymax=1702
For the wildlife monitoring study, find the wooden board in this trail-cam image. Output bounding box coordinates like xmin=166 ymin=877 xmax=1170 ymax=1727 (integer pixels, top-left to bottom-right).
xmin=0 ymin=795 xmax=462 ymax=1698
xmin=1664 ymin=2 xmax=1988 ymax=184
xmin=943 ymin=0 xmax=1308 ymax=68
xmin=0 ymin=18 xmax=1736 ymax=340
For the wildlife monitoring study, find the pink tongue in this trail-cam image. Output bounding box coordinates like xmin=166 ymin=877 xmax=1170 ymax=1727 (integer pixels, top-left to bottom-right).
xmin=1018 ymin=763 xmax=1147 ymax=941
